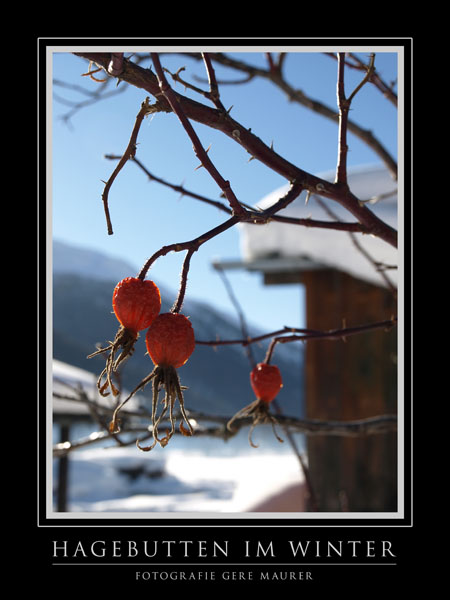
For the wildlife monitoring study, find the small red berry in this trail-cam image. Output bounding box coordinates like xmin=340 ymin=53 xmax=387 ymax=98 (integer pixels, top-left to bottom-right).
xmin=146 ymin=312 xmax=195 ymax=369
xmin=250 ymin=362 xmax=283 ymax=403
xmin=112 ymin=277 xmax=161 ymax=334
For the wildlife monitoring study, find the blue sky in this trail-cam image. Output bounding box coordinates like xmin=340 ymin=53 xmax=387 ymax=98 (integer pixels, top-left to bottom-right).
xmin=50 ymin=46 xmax=399 ymax=334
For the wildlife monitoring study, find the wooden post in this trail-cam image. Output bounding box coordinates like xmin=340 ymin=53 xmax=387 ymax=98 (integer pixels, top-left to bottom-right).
xmin=301 ymin=269 xmax=397 ymax=512
xmin=56 ymin=423 xmax=70 ymax=512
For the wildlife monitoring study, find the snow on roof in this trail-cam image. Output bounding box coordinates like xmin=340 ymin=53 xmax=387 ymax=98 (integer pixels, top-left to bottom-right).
xmin=239 ymin=164 xmax=399 ymax=288
xmin=52 ymin=359 xmax=140 ymax=418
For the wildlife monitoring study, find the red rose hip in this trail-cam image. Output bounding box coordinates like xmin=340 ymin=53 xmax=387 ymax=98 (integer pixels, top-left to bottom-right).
xmin=250 ymin=362 xmax=283 ymax=403
xmin=146 ymin=312 xmax=195 ymax=369
xmin=113 ymin=277 xmax=161 ymax=334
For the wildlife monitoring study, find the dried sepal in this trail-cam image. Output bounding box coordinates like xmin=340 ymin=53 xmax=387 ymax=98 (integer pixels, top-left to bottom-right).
xmin=134 ymin=365 xmax=194 ymax=452
xmin=88 ymin=325 xmax=138 ymax=397
xmin=227 ymin=398 xmax=284 ymax=448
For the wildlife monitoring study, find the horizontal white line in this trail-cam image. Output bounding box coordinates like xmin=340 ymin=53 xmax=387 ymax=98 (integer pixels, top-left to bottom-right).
xmin=52 ymin=562 xmax=397 ymax=567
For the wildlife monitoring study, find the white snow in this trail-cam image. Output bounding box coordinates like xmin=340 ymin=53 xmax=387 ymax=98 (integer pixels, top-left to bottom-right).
xmin=52 ymin=429 xmax=305 ymax=515
xmin=239 ymin=164 xmax=399 ymax=289
xmin=52 ymin=361 xmax=306 ymax=516
xmin=53 ymin=359 xmax=141 ymax=416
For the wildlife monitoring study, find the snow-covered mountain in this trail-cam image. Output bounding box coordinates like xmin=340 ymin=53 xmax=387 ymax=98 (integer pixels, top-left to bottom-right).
xmin=53 ymin=239 xmax=140 ymax=282
xmin=51 ymin=239 xmax=304 ymax=418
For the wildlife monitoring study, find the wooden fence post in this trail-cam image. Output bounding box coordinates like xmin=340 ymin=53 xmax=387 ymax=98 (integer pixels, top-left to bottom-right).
xmin=302 ymin=268 xmax=397 ymax=512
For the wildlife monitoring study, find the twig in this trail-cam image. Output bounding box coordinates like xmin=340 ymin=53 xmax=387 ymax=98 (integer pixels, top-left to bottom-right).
xmin=325 ymin=52 xmax=398 ymax=107
xmin=137 ymin=215 xmax=240 ymax=281
xmin=271 ymin=399 xmax=318 ymax=511
xmin=136 ymin=180 xmax=304 ymax=306
xmin=101 ymin=97 xmax=157 ymax=234
xmin=264 ymin=317 xmax=396 ymax=364
xmin=171 ymin=248 xmax=195 ymax=314
xmin=335 ymin=53 xmax=375 ymax=186
xmin=202 ymin=53 xmax=226 ymax=112
xmin=214 ymin=265 xmax=256 ymax=368
xmin=53 ymin=78 xmax=127 ymax=126
xmin=104 ymin=154 xmax=249 ymax=214
xmin=336 ymin=53 xmax=350 ymax=186
xmin=252 ymin=179 xmax=304 ymax=222
xmin=196 ymin=318 xmax=396 ymax=353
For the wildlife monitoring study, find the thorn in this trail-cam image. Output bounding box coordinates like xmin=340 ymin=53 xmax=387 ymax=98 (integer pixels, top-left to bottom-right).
xmin=226 ymin=105 xmax=233 ymax=114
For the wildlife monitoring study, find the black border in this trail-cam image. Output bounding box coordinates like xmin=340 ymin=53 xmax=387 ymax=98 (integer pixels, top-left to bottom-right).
xmin=37 ymin=36 xmax=413 ymax=590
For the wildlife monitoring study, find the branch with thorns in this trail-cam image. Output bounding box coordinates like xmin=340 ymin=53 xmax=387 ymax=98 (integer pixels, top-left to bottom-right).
xmin=73 ymin=51 xmax=398 ymax=248
xmin=53 ymin=391 xmax=398 ymax=458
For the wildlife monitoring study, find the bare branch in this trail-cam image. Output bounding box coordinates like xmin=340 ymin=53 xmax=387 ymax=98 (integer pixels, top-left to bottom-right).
xmin=264 ymin=317 xmax=396 ymax=364
xmin=325 ymin=52 xmax=398 ymax=107
xmin=196 ymin=318 xmax=397 ymax=353
xmin=202 ymin=52 xmax=226 ymax=112
xmin=182 ymin=51 xmax=398 ymax=179
xmin=171 ymin=248 xmax=195 ymax=314
xmin=53 ymin=402 xmax=398 ymax=458
xmin=214 ymin=264 xmax=256 ymax=369
xmin=100 ymin=97 xmax=162 ymax=235
xmin=336 ymin=52 xmax=350 ymax=186
xmin=73 ymin=52 xmax=398 ymax=247
xmin=105 ymin=153 xmax=372 ymax=234
xmin=335 ymin=53 xmax=375 ymax=186
xmin=137 ymin=215 xmax=239 ymax=281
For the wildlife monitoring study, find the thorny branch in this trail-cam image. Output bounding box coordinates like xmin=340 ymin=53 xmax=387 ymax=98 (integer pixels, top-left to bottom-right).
xmin=55 ymin=52 xmax=400 ymax=479
xmin=181 ymin=51 xmax=398 ymax=179
xmin=101 ymin=97 xmax=160 ymax=234
xmin=104 ymin=153 xmax=374 ymax=234
xmin=151 ymin=52 xmax=247 ymax=218
xmin=195 ymin=318 xmax=397 ymax=355
xmin=336 ymin=53 xmax=375 ymax=186
xmin=137 ymin=215 xmax=240 ymax=281
xmin=325 ymin=52 xmax=398 ymax=107
xmin=53 ymin=392 xmax=398 ymax=458
xmin=263 ymin=318 xmax=397 ymax=365
xmin=72 ymin=51 xmax=398 ymax=248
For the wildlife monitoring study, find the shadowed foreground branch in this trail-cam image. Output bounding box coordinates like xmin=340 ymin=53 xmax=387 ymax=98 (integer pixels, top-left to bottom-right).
xmin=53 ymin=390 xmax=397 ymax=458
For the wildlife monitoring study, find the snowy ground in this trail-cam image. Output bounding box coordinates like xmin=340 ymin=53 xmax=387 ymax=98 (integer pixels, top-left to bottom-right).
xmin=52 ymin=360 xmax=307 ymax=516
xmin=53 ymin=427 xmax=306 ymax=515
